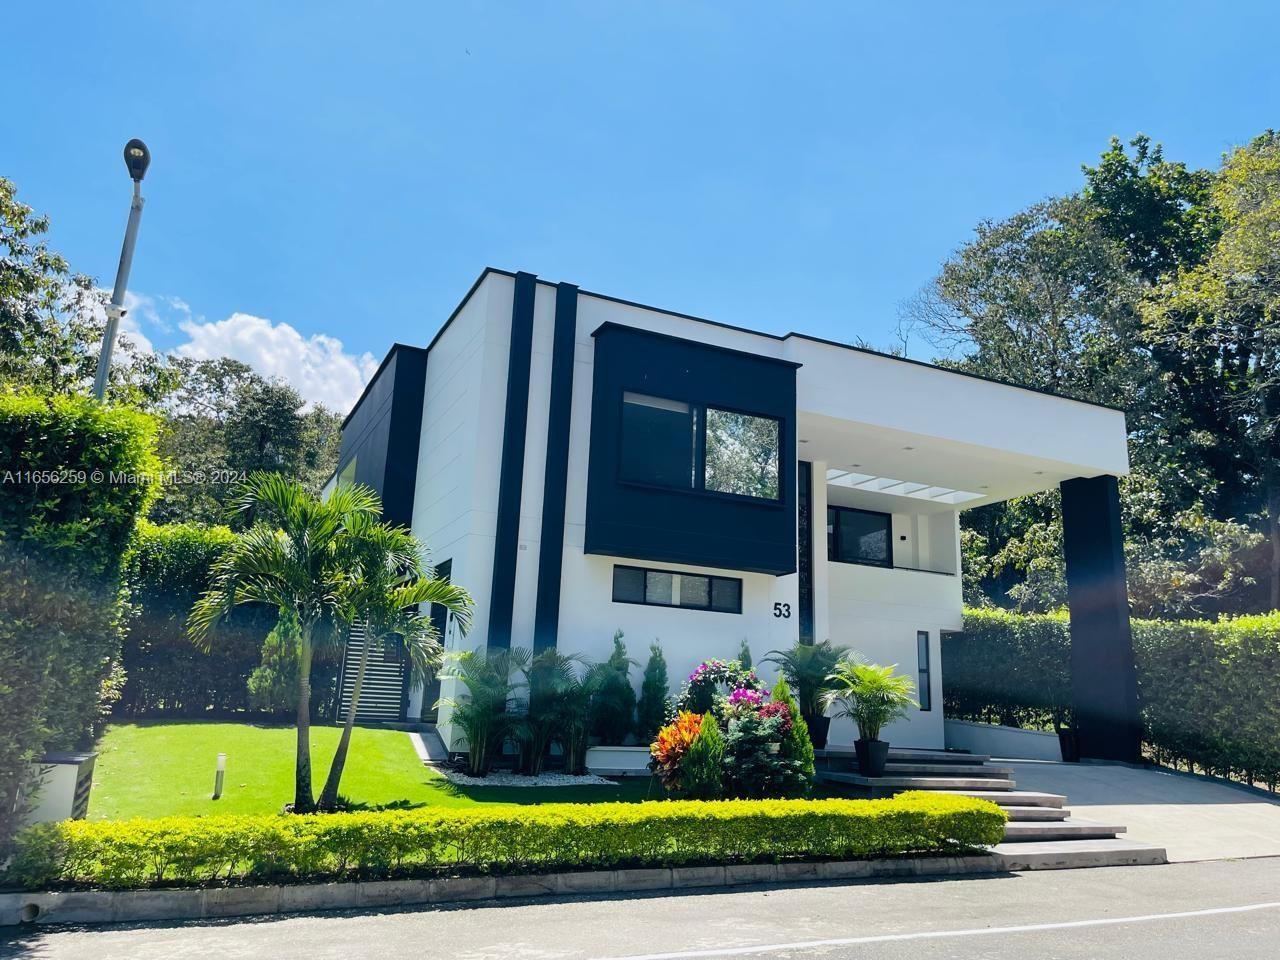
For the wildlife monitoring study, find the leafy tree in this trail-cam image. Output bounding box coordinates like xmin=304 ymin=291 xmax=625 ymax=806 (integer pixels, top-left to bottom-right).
xmin=1143 ymin=132 xmax=1280 ymax=607
xmin=152 ymin=361 xmax=343 ymax=526
xmin=0 ymin=178 xmax=175 ymax=405
xmin=189 ymin=474 xmax=382 ymax=812
xmin=317 ymin=523 xmax=471 ymax=810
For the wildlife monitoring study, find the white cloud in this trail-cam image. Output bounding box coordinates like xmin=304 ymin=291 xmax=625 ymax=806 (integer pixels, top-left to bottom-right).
xmin=174 ymin=312 xmax=378 ymax=413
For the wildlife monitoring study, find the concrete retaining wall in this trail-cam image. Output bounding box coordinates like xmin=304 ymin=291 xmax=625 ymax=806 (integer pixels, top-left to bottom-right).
xmin=945 ymin=719 xmax=1063 ymax=761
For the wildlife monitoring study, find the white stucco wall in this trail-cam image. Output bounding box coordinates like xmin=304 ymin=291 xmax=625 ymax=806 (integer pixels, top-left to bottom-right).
xmin=409 ymin=271 xmax=1125 ymax=754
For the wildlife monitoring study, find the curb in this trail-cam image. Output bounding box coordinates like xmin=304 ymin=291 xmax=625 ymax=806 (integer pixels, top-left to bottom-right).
xmin=2 ymin=855 xmax=1000 ymax=926
xmin=0 ymin=847 xmax=1169 ymax=927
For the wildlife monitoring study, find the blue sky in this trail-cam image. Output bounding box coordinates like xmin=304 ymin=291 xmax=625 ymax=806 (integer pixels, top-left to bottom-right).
xmin=6 ymin=2 xmax=1278 ymax=410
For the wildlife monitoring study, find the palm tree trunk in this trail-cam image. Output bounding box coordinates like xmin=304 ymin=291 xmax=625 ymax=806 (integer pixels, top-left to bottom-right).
xmin=294 ymin=624 xmax=316 ymax=813
xmin=318 ymin=630 xmax=371 ymax=810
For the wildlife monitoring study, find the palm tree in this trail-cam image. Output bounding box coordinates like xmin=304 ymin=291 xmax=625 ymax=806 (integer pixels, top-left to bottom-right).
xmin=764 ymin=640 xmax=851 ymax=746
xmin=188 ymin=473 xmax=381 ymax=813
xmin=317 ymin=522 xmax=472 ymax=810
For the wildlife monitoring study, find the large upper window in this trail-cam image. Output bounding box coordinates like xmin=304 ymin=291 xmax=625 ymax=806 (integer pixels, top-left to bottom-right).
xmin=620 ymin=392 xmax=696 ymax=489
xmin=828 ymin=505 xmax=892 ymax=567
xmin=704 ymin=407 xmax=780 ymax=500
xmin=619 ymin=393 xmax=781 ymax=502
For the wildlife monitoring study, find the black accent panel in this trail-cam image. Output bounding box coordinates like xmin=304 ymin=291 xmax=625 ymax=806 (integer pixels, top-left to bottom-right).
xmin=1061 ymin=474 xmax=1141 ymax=763
xmin=487 ymin=272 xmax=538 ymax=650
xmin=533 ymin=283 xmax=579 ymax=651
xmin=585 ymin=323 xmax=798 ymax=576
xmin=797 ymin=460 xmax=814 ymax=643
xmin=334 ymin=344 xmax=428 ymax=528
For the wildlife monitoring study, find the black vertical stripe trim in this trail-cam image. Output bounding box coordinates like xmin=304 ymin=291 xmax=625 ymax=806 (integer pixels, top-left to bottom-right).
xmin=533 ymin=283 xmax=579 ymax=651
xmin=487 ymin=271 xmax=537 ymax=649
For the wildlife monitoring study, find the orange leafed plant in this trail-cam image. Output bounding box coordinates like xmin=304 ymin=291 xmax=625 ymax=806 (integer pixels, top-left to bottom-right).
xmin=651 ymin=711 xmax=704 ymax=792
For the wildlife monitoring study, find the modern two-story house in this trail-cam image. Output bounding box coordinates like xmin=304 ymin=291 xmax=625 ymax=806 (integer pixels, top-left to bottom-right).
xmin=329 ymin=268 xmax=1140 ymax=762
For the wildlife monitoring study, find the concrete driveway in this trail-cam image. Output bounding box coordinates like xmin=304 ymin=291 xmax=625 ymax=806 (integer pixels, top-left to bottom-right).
xmin=1006 ymin=760 xmax=1280 ymax=862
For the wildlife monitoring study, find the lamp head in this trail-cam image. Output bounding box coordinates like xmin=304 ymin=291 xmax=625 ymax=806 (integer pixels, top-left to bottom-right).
xmin=123 ymin=139 xmax=151 ymax=182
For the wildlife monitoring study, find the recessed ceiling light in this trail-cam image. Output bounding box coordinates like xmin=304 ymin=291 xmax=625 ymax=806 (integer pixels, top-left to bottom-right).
xmin=979 ymin=485 xmax=989 ymax=489
xmin=798 ymin=439 xmax=809 ymax=444
xmin=1034 ymin=470 xmax=1044 ymax=475
xmin=902 ymin=446 xmax=915 ymax=451
xmin=850 ymin=463 xmax=861 ymax=468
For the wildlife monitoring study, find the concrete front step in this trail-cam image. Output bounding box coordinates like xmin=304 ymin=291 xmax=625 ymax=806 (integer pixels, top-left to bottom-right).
xmin=1002 ymin=819 xmax=1125 ymax=842
xmin=993 ymin=838 xmax=1167 ymax=870
xmin=817 ymin=772 xmax=1016 ymax=791
xmin=935 ymin=789 xmax=1067 ymax=808
xmin=816 ymin=747 xmax=991 ymax=765
xmin=883 ymin=762 xmax=1014 ymax=777
xmin=1002 ymin=805 xmax=1071 ymax=822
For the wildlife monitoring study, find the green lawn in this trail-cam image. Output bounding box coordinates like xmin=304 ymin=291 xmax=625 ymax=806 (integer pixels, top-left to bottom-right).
xmin=90 ymin=721 xmax=659 ymax=820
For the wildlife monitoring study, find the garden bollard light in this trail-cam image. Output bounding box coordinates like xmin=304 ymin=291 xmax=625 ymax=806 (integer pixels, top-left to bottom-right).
xmin=213 ymin=752 xmax=226 ymax=800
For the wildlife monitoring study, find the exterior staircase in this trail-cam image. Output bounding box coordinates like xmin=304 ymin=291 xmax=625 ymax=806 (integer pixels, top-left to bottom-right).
xmin=816 ymin=747 xmax=1167 ymax=869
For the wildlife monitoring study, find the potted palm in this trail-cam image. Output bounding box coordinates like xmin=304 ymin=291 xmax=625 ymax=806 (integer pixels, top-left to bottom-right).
xmin=821 ymin=658 xmax=916 ymax=778
xmin=764 ymin=640 xmax=849 ymax=748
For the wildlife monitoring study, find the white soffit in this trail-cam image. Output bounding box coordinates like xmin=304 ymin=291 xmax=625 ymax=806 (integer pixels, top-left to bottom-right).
xmin=825 ymin=468 xmax=985 ymax=505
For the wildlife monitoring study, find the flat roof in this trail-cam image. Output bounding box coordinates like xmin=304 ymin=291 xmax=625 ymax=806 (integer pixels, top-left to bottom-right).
xmin=358 ymin=267 xmax=1125 ymax=421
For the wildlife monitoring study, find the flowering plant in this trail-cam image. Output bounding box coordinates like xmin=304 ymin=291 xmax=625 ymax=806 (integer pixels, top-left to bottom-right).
xmin=758 ymin=699 xmax=794 ymax=735
xmin=677 ymin=658 xmax=764 ymax=715
xmin=650 ymin=711 xmax=705 ymax=791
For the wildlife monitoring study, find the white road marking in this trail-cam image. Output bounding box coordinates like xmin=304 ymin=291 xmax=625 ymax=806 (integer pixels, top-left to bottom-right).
xmin=591 ymin=900 xmax=1280 ymax=960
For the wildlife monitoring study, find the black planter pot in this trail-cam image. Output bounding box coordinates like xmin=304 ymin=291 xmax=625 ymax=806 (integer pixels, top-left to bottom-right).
xmin=855 ymin=738 xmax=890 ymax=778
xmin=1058 ymin=728 xmax=1080 ymax=763
xmin=807 ymin=715 xmax=832 ymax=750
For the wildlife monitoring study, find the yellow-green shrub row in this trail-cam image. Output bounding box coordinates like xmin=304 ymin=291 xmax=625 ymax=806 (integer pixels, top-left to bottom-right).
xmin=7 ymin=792 xmax=1005 ymax=890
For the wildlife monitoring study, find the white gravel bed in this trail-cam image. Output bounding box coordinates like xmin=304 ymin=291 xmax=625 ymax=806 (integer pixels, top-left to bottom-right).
xmin=439 ymin=768 xmax=618 ymax=787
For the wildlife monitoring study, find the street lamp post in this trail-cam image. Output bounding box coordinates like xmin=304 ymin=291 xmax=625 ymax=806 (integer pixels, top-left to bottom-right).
xmin=91 ymin=138 xmax=151 ymax=401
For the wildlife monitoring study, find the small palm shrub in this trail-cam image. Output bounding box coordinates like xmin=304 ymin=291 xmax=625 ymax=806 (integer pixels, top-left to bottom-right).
xmin=764 ymin=640 xmax=850 ymax=728
xmin=438 ymin=648 xmax=526 ymax=776
xmin=822 ymin=659 xmax=916 ymax=741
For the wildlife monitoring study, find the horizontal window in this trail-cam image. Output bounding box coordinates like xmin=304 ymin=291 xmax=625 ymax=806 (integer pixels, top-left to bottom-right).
xmin=611 ymin=565 xmax=742 ymax=614
xmin=828 ymin=505 xmax=892 ymax=568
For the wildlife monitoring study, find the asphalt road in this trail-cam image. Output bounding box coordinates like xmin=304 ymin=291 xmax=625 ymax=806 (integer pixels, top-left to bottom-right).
xmin=5 ymin=857 xmax=1279 ymax=960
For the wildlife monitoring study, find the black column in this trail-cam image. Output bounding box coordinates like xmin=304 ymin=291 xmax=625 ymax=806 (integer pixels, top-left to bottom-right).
xmin=487 ymin=271 xmax=537 ymax=650
xmin=1060 ymin=474 xmax=1141 ymax=762
xmin=532 ymin=283 xmax=579 ymax=652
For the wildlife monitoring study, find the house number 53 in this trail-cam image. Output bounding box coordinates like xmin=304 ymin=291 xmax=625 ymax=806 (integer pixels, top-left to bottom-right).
xmin=773 ymin=602 xmax=791 ymax=619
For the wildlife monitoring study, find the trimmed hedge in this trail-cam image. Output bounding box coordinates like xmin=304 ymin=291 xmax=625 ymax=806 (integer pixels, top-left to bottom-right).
xmin=945 ymin=609 xmax=1280 ymax=788
xmin=5 ymin=793 xmax=1006 ymax=890
xmin=0 ymin=394 xmax=158 ymax=847
xmin=119 ymin=522 xmax=276 ymax=716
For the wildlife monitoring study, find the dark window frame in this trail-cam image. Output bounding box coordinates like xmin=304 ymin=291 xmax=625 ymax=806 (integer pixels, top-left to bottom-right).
xmin=615 ymin=391 xmax=784 ymax=506
xmin=827 ymin=504 xmax=894 ymax=568
xmin=917 ymin=630 xmax=932 ymax=711
xmin=611 ymin=563 xmax=744 ymax=614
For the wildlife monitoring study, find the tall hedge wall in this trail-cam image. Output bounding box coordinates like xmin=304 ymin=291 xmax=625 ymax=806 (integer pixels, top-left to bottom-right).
xmin=119 ymin=522 xmax=277 ymax=716
xmin=0 ymin=394 xmax=158 ymax=846
xmin=944 ymin=609 xmax=1280 ymax=788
